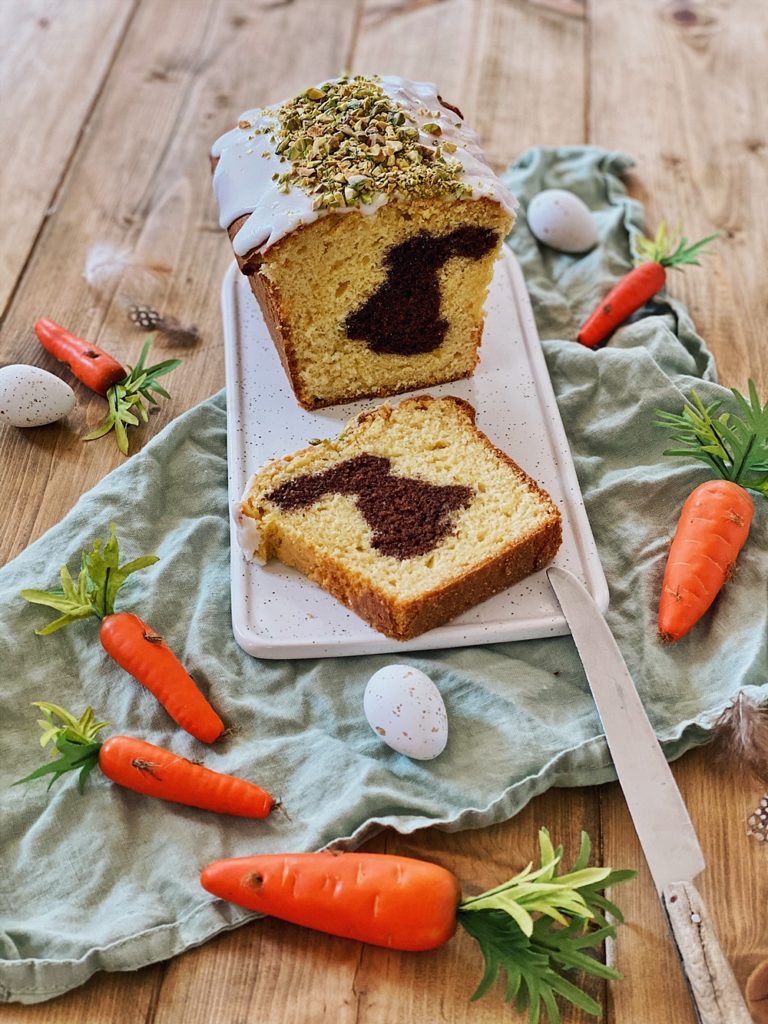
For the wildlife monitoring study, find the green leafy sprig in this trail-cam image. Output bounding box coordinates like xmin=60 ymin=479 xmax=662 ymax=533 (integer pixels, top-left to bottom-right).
xmin=21 ymin=524 xmax=158 ymax=633
xmin=653 ymin=380 xmax=768 ymax=496
xmin=14 ymin=703 xmax=110 ymax=793
xmin=457 ymin=829 xmax=635 ymax=1023
xmin=634 ymin=221 xmax=718 ymax=269
xmin=84 ymin=339 xmax=181 ymax=455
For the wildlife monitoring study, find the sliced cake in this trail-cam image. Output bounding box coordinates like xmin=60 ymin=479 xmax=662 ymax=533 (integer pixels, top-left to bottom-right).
xmin=211 ymin=75 xmax=517 ymax=409
xmin=233 ymin=396 xmax=562 ymax=640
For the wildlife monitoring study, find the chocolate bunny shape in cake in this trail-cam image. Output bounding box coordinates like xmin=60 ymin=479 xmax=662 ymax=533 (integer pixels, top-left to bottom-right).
xmin=345 ymin=226 xmax=498 ymax=355
xmin=266 ymin=453 xmax=472 ymax=559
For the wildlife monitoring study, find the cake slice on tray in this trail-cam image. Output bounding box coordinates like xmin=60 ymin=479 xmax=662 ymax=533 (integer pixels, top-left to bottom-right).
xmin=211 ymin=75 xmax=517 ymax=409
xmin=233 ymin=396 xmax=562 ymax=640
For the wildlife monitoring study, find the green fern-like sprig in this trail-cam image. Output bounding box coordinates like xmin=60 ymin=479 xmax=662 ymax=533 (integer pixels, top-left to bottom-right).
xmin=14 ymin=703 xmax=110 ymax=793
xmin=634 ymin=221 xmax=718 ymax=269
xmin=20 ymin=524 xmax=158 ymax=633
xmin=83 ymin=338 xmax=181 ymax=455
xmin=456 ymin=830 xmax=636 ymax=1022
xmin=653 ymin=380 xmax=768 ymax=496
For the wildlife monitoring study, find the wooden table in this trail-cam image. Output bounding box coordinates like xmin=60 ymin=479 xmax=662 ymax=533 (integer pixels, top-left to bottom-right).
xmin=2 ymin=1 xmax=766 ymax=1021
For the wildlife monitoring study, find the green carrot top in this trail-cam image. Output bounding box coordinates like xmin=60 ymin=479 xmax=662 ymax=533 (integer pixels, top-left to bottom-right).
xmin=654 ymin=379 xmax=768 ymax=496
xmin=457 ymin=829 xmax=635 ymax=1022
xmin=15 ymin=703 xmax=110 ymax=793
xmin=21 ymin=525 xmax=158 ymax=633
xmin=84 ymin=339 xmax=181 ymax=456
xmin=634 ymin=221 xmax=717 ymax=269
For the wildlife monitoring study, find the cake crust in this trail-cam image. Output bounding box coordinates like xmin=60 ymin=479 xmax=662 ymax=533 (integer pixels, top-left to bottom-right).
xmin=274 ymin=513 xmax=561 ymax=641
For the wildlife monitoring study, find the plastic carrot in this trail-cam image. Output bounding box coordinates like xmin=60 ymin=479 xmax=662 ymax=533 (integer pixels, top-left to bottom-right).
xmin=201 ymin=833 xmax=635 ymax=1019
xmin=654 ymin=381 xmax=767 ymax=641
xmin=34 ymin=320 xmax=181 ymax=454
xmin=21 ymin=525 xmax=225 ymax=743
xmin=205 ymin=851 xmax=461 ymax=950
xmin=15 ymin=703 xmax=274 ymax=818
xmin=35 ymin=318 xmax=127 ymax=396
xmin=577 ymin=223 xmax=717 ymax=348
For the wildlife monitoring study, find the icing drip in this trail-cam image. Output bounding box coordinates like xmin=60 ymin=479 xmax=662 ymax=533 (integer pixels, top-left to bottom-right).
xmin=211 ymin=75 xmax=517 ymax=259
xmin=233 ymin=472 xmax=266 ymax=563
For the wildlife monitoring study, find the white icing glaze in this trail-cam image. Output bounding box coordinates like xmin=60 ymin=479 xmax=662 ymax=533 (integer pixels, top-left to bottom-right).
xmin=211 ymin=75 xmax=517 ymax=259
xmin=233 ymin=474 xmax=266 ymax=563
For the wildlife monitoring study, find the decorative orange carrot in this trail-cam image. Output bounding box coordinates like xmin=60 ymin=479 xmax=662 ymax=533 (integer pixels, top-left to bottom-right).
xmin=98 ymin=612 xmax=224 ymax=743
xmin=577 ymin=223 xmax=717 ymax=348
xmin=21 ymin=525 xmax=224 ymax=743
xmin=654 ymin=381 xmax=767 ymax=641
xmin=201 ymin=834 xmax=635 ymax=1019
xmin=205 ymin=852 xmax=461 ymax=950
xmin=15 ymin=703 xmax=274 ymax=818
xmin=34 ymin=320 xmax=181 ymax=454
xmin=35 ymin=318 xmax=127 ymax=396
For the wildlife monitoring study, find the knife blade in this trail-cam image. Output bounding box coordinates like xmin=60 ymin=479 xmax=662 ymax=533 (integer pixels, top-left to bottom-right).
xmin=547 ymin=566 xmax=750 ymax=1024
xmin=547 ymin=565 xmax=703 ymax=891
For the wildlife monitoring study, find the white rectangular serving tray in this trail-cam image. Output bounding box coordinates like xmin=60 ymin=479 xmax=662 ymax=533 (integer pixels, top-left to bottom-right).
xmin=223 ymin=247 xmax=608 ymax=659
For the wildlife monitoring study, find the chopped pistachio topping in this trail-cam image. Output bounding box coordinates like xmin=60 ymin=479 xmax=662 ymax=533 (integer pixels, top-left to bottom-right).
xmin=268 ymin=75 xmax=471 ymax=208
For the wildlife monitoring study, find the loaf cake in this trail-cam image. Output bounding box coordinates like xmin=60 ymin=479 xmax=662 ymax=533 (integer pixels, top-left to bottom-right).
xmin=211 ymin=75 xmax=517 ymax=409
xmin=233 ymin=396 xmax=562 ymax=640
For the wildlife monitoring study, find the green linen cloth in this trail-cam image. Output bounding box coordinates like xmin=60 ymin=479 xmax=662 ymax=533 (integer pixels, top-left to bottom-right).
xmin=1 ymin=147 xmax=766 ymax=1004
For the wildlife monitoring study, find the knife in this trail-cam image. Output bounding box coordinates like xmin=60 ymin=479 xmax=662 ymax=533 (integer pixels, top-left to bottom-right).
xmin=547 ymin=566 xmax=751 ymax=1024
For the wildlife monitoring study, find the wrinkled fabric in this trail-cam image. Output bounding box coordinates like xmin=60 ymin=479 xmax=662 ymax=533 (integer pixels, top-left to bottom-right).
xmin=1 ymin=147 xmax=765 ymax=1003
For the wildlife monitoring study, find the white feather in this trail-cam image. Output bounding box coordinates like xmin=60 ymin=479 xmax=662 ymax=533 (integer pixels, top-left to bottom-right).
xmin=83 ymin=243 xmax=170 ymax=294
xmin=83 ymin=244 xmax=133 ymax=290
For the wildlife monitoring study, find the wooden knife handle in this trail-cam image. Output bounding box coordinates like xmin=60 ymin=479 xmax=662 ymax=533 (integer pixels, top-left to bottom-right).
xmin=663 ymin=881 xmax=752 ymax=1023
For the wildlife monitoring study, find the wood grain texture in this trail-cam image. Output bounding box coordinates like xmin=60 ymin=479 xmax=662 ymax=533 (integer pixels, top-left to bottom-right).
xmin=589 ymin=0 xmax=768 ymax=395
xmin=1 ymin=0 xmax=766 ymax=1022
xmin=603 ymin=748 xmax=768 ymax=1024
xmin=590 ymin=4 xmax=768 ymax=1020
xmin=353 ymin=0 xmax=586 ymax=169
xmin=0 ymin=0 xmax=137 ymax=315
xmin=147 ymin=794 xmax=601 ymax=1024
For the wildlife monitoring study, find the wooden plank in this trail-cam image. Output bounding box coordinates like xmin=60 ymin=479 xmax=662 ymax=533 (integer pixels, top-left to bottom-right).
xmin=589 ymin=0 xmax=768 ymax=394
xmin=0 ymin=971 xmax=164 ymax=1024
xmin=471 ymin=0 xmax=587 ymax=166
xmin=0 ymin=0 xmax=136 ymax=315
xmin=601 ymin=775 xmax=698 ymax=1024
xmin=590 ymin=4 xmax=768 ymax=1020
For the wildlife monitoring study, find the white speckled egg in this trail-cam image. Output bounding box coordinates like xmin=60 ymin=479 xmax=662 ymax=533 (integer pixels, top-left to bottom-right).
xmin=0 ymin=365 xmax=75 ymax=428
xmin=527 ymin=189 xmax=598 ymax=254
xmin=363 ymin=665 xmax=448 ymax=761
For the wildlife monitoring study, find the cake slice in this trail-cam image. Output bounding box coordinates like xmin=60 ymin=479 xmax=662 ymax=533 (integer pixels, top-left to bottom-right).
xmin=234 ymin=396 xmax=562 ymax=640
xmin=211 ymin=75 xmax=516 ymax=409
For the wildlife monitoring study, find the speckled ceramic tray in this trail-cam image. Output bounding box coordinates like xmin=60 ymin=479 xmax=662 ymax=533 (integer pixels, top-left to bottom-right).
xmin=222 ymin=247 xmax=608 ymax=659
